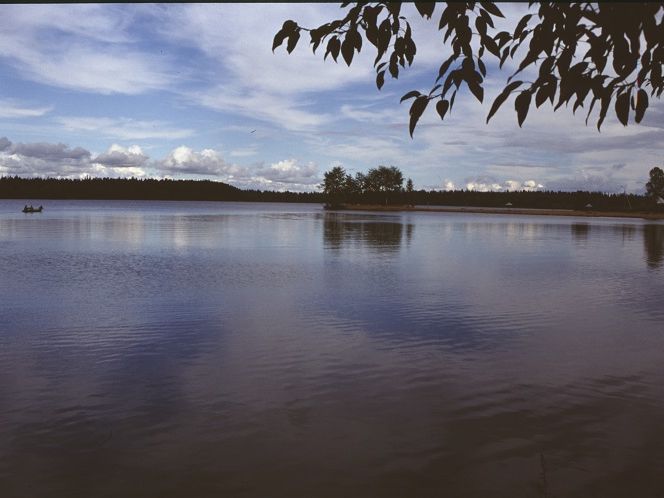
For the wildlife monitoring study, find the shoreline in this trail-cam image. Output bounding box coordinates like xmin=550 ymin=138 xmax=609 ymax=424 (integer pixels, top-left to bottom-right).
xmin=332 ymin=204 xmax=664 ymax=220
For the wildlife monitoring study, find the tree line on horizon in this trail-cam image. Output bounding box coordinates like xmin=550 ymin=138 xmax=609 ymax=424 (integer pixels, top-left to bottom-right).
xmin=321 ymin=165 xmax=664 ymax=212
xmin=1 ymin=173 xmax=662 ymax=212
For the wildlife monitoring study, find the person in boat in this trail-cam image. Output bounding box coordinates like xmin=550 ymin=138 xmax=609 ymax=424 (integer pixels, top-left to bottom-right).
xmin=24 ymin=204 xmax=28 ymax=211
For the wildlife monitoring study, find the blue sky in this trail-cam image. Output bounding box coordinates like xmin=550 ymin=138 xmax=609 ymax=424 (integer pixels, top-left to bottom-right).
xmin=0 ymin=3 xmax=662 ymax=193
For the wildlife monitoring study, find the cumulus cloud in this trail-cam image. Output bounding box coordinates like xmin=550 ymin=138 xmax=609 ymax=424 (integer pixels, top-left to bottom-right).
xmin=0 ymin=137 xmax=150 ymax=178
xmin=255 ymin=159 xmax=317 ymax=184
xmin=464 ymin=176 xmax=544 ymax=192
xmin=93 ymin=144 xmax=148 ymax=168
xmin=0 ymin=136 xmax=322 ymax=190
xmin=157 ymin=145 xmax=247 ymax=178
xmin=10 ymin=140 xmax=91 ymax=161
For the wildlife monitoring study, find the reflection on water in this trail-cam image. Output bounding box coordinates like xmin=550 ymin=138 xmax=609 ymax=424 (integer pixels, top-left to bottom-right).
xmin=1 ymin=200 xmax=664 ymax=498
xmin=571 ymin=222 xmax=590 ymax=242
xmin=323 ymin=212 xmax=414 ymax=252
xmin=643 ymin=224 xmax=664 ymax=268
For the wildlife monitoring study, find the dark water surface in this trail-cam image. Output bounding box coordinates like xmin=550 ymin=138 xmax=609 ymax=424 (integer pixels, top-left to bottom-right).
xmin=1 ymin=200 xmax=664 ymax=497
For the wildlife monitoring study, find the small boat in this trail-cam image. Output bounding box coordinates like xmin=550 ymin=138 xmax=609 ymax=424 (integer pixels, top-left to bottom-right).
xmin=22 ymin=205 xmax=43 ymax=213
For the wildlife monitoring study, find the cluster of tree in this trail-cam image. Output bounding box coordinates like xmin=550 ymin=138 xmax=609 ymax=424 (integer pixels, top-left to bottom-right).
xmin=0 ymin=176 xmax=324 ymax=203
xmin=320 ymin=165 xmax=664 ymax=211
xmin=274 ymin=3 xmax=663 ymax=135
xmin=322 ymin=165 xmax=413 ymax=206
xmin=646 ymin=166 xmax=664 ymax=199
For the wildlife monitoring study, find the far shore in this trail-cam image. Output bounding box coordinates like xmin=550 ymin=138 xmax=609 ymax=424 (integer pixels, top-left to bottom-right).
xmin=331 ymin=204 xmax=664 ymax=220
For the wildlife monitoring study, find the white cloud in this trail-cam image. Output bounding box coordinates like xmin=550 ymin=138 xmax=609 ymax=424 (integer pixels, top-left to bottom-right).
xmin=157 ymin=145 xmax=247 ymax=178
xmin=256 ymin=158 xmax=318 ymax=184
xmin=464 ymin=177 xmax=544 ymax=192
xmin=0 ymin=4 xmax=175 ymax=95
xmin=0 ymin=99 xmax=52 ymax=118
xmin=93 ymin=144 xmax=148 ymax=168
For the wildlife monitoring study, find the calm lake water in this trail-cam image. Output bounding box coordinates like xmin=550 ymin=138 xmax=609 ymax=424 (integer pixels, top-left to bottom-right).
xmin=1 ymin=199 xmax=664 ymax=497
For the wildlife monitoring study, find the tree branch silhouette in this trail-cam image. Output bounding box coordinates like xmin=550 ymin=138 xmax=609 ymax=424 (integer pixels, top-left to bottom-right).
xmin=273 ymin=2 xmax=664 ymax=136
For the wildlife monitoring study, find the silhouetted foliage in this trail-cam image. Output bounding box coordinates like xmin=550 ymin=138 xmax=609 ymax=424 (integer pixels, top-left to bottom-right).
xmin=322 ymin=165 xmax=404 ymax=205
xmin=321 ymin=166 xmax=352 ymax=207
xmin=0 ymin=176 xmax=325 ymax=203
xmin=2 ymin=176 xmax=660 ymax=213
xmin=646 ymin=166 xmax=664 ymax=200
xmin=274 ymin=2 xmax=664 ymax=135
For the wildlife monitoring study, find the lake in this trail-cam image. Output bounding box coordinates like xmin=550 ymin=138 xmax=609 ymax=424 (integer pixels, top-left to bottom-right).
xmin=1 ymin=199 xmax=663 ymax=497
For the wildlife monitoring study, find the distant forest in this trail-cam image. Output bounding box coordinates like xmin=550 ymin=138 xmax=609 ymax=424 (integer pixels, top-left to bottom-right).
xmin=0 ymin=176 xmax=323 ymax=203
xmin=0 ymin=176 xmax=655 ymax=211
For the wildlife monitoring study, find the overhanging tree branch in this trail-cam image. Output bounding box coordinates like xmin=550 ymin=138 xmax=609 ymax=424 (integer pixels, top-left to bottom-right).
xmin=273 ymin=2 xmax=664 ymax=136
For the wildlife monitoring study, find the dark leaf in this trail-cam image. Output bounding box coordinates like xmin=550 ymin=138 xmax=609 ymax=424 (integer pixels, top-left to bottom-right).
xmin=409 ymin=96 xmax=429 ymax=137
xmin=401 ymin=90 xmax=421 ymax=103
xmin=494 ymin=31 xmax=511 ymax=48
xmin=436 ymin=99 xmax=450 ymax=120
xmin=597 ymin=94 xmax=610 ymax=131
xmin=376 ymin=70 xmax=385 ymax=90
xmin=513 ymin=14 xmax=532 ymax=39
xmin=499 ymin=46 xmax=510 ymax=68
xmin=324 ymin=37 xmax=341 ymax=62
xmin=273 ymin=32 xmax=288 ymax=52
xmin=461 ymin=56 xmax=475 ymax=75
xmin=362 ymin=5 xmax=382 ymax=29
xmin=478 ymin=58 xmax=486 ymax=77
xmin=480 ymin=1 xmax=504 ymax=18
xmin=377 ymin=18 xmax=392 ymax=54
xmin=615 ymin=91 xmax=630 ymax=126
xmin=436 ymin=55 xmax=456 ymax=82
xmin=512 ymin=50 xmax=538 ymax=79
xmin=539 ymin=56 xmax=555 ymax=78
xmin=341 ymin=37 xmax=354 ymax=65
xmin=483 ymin=35 xmax=500 ymax=58
xmin=635 ymin=88 xmax=648 ymax=123
xmin=404 ymin=38 xmax=416 ymax=65
xmin=468 ymin=80 xmax=484 ymax=103
xmin=486 ymin=80 xmax=522 ymax=123
xmin=310 ymin=28 xmax=323 ymax=53
xmin=272 ymin=21 xmax=297 ymax=52
xmin=651 ymin=63 xmax=662 ymax=88
xmin=475 ymin=16 xmax=487 ymax=37
xmin=352 ymin=29 xmax=362 ymax=52
xmin=286 ymin=30 xmax=300 ymax=54
xmin=479 ymin=9 xmax=495 ymax=28
xmin=535 ymin=85 xmax=548 ymax=108
xmin=585 ymin=97 xmax=597 ymax=125
xmin=389 ymin=52 xmax=399 ymax=78
xmin=515 ymin=90 xmax=532 ymax=127
xmin=415 ymin=2 xmax=435 ymax=19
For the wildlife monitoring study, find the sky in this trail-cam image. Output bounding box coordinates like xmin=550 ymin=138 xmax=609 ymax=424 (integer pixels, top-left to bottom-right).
xmin=0 ymin=3 xmax=662 ymax=194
